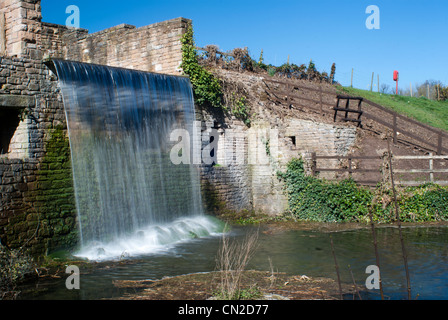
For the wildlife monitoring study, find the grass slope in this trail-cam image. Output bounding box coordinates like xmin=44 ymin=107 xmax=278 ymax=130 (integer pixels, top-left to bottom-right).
xmin=337 ymin=86 xmax=448 ymax=132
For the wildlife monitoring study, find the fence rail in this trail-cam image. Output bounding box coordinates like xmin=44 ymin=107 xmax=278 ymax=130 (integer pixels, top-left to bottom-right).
xmin=310 ymin=152 xmax=448 ymax=187
xmin=360 ymin=98 xmax=448 ymax=154
xmin=310 ymin=153 xmax=382 ymax=186
xmin=393 ymin=154 xmax=448 ymax=186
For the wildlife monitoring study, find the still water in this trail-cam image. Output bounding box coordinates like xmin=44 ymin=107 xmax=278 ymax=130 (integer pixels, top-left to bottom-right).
xmin=20 ymin=223 xmax=448 ymax=300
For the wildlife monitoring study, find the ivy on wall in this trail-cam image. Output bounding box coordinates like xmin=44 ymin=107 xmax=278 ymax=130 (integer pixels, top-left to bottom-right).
xmin=278 ymin=158 xmax=448 ymax=223
xmin=180 ymin=24 xmax=224 ymax=109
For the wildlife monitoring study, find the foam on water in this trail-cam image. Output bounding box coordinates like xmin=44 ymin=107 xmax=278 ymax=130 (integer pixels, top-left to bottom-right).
xmin=74 ymin=215 xmax=224 ymax=261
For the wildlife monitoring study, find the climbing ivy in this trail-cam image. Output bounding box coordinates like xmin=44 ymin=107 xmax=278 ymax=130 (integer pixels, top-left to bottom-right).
xmin=277 ymin=158 xmax=372 ymax=222
xmin=231 ymin=95 xmax=251 ymax=126
xmin=180 ymin=24 xmax=224 ymax=109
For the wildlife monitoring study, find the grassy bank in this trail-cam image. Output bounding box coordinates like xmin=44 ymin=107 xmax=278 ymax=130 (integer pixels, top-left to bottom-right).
xmin=338 ymin=86 xmax=448 ymax=132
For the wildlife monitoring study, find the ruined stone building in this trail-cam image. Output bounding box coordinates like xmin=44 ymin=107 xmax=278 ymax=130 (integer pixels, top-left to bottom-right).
xmin=0 ymin=0 xmax=191 ymax=255
xmin=1 ymin=0 xmax=431 ymax=257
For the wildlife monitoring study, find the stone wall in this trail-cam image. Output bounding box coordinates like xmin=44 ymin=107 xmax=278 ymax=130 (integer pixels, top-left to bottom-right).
xmin=196 ymin=69 xmax=359 ymax=216
xmin=0 ymin=0 xmax=192 ymax=256
xmin=0 ymin=0 xmax=42 ymax=58
xmin=62 ymin=18 xmax=189 ymax=75
xmin=38 ymin=22 xmax=87 ymax=61
xmin=198 ymin=117 xmax=253 ymax=213
xmin=37 ymin=18 xmax=189 ymax=76
xmin=0 ymin=127 xmax=77 ymax=256
xmin=1 ymin=0 xmax=188 ymax=75
xmin=197 ymin=116 xmax=358 ymax=216
xmin=0 ymin=54 xmax=77 ymax=256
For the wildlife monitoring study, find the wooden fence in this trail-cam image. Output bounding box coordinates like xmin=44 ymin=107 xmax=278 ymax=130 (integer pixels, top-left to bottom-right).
xmin=262 ymin=77 xmax=448 ymax=155
xmin=359 ymin=98 xmax=448 ymax=154
xmin=393 ymin=154 xmax=448 ymax=186
xmin=310 ymin=152 xmax=448 ymax=187
xmin=310 ymin=153 xmax=382 ymax=186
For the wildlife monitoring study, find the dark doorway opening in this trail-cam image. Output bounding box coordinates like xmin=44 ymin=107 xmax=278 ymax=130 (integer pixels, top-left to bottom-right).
xmin=0 ymin=108 xmax=22 ymax=155
xmin=288 ymin=136 xmax=296 ymax=146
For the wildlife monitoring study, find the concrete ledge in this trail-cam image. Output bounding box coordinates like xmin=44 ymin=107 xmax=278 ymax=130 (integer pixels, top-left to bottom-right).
xmin=0 ymin=94 xmax=35 ymax=108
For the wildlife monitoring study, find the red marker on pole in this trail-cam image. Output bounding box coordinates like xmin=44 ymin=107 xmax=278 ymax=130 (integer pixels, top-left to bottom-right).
xmin=393 ymin=70 xmax=399 ymax=95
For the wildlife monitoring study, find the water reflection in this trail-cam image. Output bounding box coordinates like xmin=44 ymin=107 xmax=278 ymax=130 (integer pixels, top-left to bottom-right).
xmin=20 ymin=225 xmax=448 ymax=300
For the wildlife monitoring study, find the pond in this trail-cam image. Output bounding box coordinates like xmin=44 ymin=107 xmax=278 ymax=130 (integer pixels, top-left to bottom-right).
xmin=19 ymin=222 xmax=448 ymax=300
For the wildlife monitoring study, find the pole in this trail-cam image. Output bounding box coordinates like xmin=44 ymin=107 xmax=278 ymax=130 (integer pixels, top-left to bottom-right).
xmin=368 ymin=205 xmax=385 ymax=300
xmin=351 ymin=68 xmax=353 ymax=88
xmin=387 ymin=137 xmax=412 ymax=300
xmin=429 ymin=153 xmax=434 ymax=183
xmin=410 ymin=83 xmax=413 ymax=97
xmin=371 ymin=72 xmax=374 ymax=92
xmin=427 ymin=84 xmax=430 ymax=99
xmin=330 ymin=236 xmax=343 ymax=300
xmin=377 ymin=74 xmax=380 ymax=93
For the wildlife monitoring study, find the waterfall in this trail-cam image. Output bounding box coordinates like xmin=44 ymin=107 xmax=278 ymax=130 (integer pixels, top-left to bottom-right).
xmin=51 ymin=60 xmax=222 ymax=260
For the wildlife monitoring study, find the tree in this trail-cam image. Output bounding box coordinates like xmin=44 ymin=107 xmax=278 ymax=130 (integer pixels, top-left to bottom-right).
xmin=415 ymin=80 xmax=442 ymax=100
xmin=435 ymin=83 xmax=448 ymax=101
xmin=380 ymin=84 xmax=391 ymax=94
xmin=330 ymin=63 xmax=336 ymax=84
xmin=258 ymin=49 xmax=264 ymax=65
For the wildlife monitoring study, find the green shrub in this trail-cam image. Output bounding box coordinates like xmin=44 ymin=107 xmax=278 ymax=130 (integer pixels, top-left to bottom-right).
xmin=396 ymin=184 xmax=448 ymax=222
xmin=267 ymin=67 xmax=276 ymax=77
xmin=277 ymin=158 xmax=372 ymax=222
xmin=0 ymin=245 xmax=35 ymax=298
xmin=278 ymin=158 xmax=448 ymax=223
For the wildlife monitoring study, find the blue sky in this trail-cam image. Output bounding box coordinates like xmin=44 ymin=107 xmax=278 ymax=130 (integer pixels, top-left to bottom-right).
xmin=42 ymin=0 xmax=448 ymax=92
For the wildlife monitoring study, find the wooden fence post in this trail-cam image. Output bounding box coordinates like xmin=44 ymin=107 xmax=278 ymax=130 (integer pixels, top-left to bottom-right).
xmin=377 ymin=74 xmax=380 ymax=93
xmin=437 ymin=133 xmax=443 ymax=155
xmin=311 ymin=152 xmax=317 ymax=176
xmin=393 ymin=114 xmax=398 ymax=144
xmin=351 ymin=68 xmax=353 ymax=88
xmin=429 ymin=153 xmax=434 ymax=183
xmin=320 ymin=85 xmax=323 ymax=113
xmin=348 ymin=157 xmax=353 ymax=178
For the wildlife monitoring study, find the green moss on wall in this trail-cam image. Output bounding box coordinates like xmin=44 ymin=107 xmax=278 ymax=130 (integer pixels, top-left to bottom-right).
xmin=200 ymin=178 xmax=227 ymax=214
xmin=24 ymin=126 xmax=79 ymax=256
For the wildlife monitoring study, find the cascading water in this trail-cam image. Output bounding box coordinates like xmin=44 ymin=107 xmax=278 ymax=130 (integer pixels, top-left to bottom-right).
xmin=51 ymin=60 xmax=223 ymax=260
